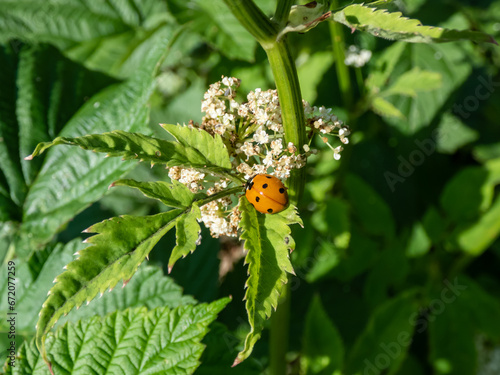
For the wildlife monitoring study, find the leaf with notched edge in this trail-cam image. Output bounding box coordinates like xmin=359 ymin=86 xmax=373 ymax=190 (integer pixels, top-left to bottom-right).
xmin=234 ymin=197 xmax=302 ymax=365
xmin=35 ymin=210 xmax=183 ymax=363
xmin=331 ymin=4 xmax=497 ymax=44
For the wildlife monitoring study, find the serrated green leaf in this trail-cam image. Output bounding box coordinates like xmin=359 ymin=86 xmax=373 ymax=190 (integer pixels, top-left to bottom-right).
xmin=162 ymin=123 xmax=232 ymax=169
xmin=0 ymin=1 xmax=126 ymax=47
xmin=35 ymin=209 xmax=183 ymax=360
xmin=301 ymin=295 xmax=344 ymax=375
xmin=58 ymin=265 xmax=197 ymax=326
xmin=29 ymin=130 xmax=234 ymax=175
xmin=18 ymin=33 xmax=169 ymax=254
xmin=0 ymin=0 xmax=172 ymax=78
xmin=383 ymin=68 xmax=442 ymax=97
xmin=112 ymin=179 xmax=197 ymax=209
xmin=168 ymin=205 xmax=201 ymax=272
xmin=371 ymin=96 xmax=405 ymax=119
xmin=331 ymin=4 xmax=496 ymax=44
xmin=234 ymin=198 xmax=302 ymax=365
xmin=9 ymin=299 xmax=229 ymax=375
xmin=345 ymin=291 xmax=419 ymax=375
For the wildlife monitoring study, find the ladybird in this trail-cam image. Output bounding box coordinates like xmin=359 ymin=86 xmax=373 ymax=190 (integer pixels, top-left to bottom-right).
xmin=245 ymin=174 xmax=288 ymax=214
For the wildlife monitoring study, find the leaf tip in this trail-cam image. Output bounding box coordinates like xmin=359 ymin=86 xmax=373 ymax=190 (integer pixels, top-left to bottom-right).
xmin=168 ymin=265 xmax=173 ymax=274
xmin=232 ymin=357 xmax=242 ymax=367
xmin=24 ymin=154 xmax=34 ymax=161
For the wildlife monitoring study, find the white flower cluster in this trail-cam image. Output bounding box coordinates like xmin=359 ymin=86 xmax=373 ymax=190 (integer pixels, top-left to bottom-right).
xmin=304 ymin=102 xmax=350 ymax=160
xmin=168 ymin=166 xmax=205 ymax=193
xmin=344 ymin=45 xmax=372 ymax=68
xmin=168 ymin=76 xmax=349 ymax=238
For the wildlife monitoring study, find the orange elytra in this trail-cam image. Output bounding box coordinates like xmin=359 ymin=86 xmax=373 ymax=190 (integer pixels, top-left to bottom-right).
xmin=245 ymin=174 xmax=288 ymax=214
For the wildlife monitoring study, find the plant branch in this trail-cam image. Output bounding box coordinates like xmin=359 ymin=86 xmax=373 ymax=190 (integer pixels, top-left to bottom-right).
xmin=273 ymin=0 xmax=293 ymax=27
xmin=329 ymin=0 xmax=353 ymax=110
xmin=223 ymin=2 xmax=307 ymax=373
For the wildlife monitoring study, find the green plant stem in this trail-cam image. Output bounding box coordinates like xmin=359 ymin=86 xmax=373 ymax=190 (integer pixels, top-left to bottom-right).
xmin=269 ymin=280 xmax=290 ymax=375
xmin=196 ymin=186 xmax=244 ymax=207
xmin=223 ymin=0 xmax=306 ymax=204
xmin=329 ymin=0 xmax=353 ymax=110
xmin=265 ymin=41 xmax=306 ymax=204
xmin=223 ymin=2 xmax=306 ymax=373
xmin=222 ymin=0 xmax=276 ymax=46
xmin=274 ymin=0 xmax=294 ymax=27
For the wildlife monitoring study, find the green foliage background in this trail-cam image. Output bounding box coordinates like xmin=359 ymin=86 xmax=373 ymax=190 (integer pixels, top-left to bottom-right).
xmin=1 ymin=0 xmax=500 ymax=374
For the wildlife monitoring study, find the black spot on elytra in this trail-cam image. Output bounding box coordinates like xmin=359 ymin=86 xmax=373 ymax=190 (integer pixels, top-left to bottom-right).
xmin=256 ymin=197 xmax=260 ymax=202
xmin=279 ymin=188 xmax=285 ymax=194
xmin=266 ymin=175 xmax=272 ymax=179
xmin=262 ymin=183 xmax=268 ymax=189
xmin=267 ymin=208 xmax=273 ymax=213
